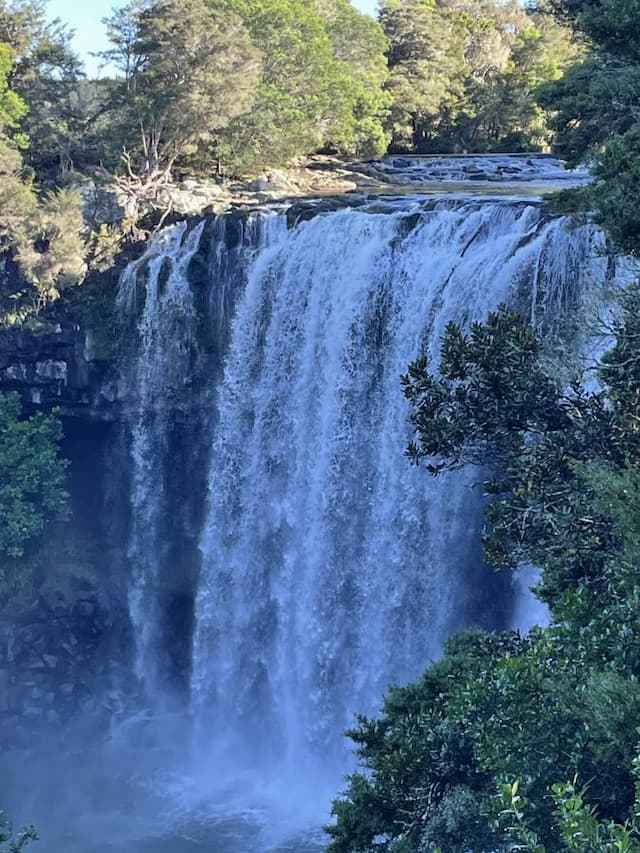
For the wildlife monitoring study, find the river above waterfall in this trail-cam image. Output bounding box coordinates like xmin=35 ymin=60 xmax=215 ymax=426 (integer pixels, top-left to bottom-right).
xmin=372 ymin=152 xmax=589 ymax=184
xmin=2 ymin=155 xmax=619 ymax=853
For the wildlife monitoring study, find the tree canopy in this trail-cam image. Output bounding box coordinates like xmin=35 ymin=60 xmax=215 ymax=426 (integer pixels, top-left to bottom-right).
xmin=0 ymin=0 xmax=585 ymax=188
xmin=380 ymin=0 xmax=576 ymax=152
xmin=538 ymin=0 xmax=640 ymax=255
xmin=0 ymin=15 xmax=85 ymax=323
xmin=102 ymin=0 xmax=261 ymax=176
xmin=95 ymin=0 xmax=391 ymax=175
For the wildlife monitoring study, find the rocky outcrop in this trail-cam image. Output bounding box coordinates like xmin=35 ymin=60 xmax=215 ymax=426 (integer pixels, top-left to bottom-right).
xmin=0 ymin=584 xmax=134 ymax=747
xmin=74 ymin=155 xmax=387 ymax=228
xmin=0 ymin=323 xmax=124 ymax=420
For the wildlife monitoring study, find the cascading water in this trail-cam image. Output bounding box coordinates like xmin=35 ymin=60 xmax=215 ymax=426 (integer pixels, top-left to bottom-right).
xmin=98 ymin=159 xmax=626 ymax=849
xmin=189 ymin=196 xmax=612 ymax=778
xmin=117 ymin=220 xmax=206 ymax=692
xmin=117 ymin=214 xmax=273 ymax=699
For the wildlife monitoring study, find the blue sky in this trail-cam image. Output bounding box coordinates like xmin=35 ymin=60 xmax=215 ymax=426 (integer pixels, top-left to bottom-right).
xmin=47 ymin=0 xmax=379 ymax=76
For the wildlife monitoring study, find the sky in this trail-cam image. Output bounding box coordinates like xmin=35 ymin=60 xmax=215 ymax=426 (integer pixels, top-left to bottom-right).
xmin=47 ymin=0 xmax=379 ymax=76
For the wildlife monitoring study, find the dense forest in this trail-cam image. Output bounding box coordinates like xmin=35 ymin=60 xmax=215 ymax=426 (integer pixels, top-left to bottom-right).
xmin=1 ymin=0 xmax=640 ymax=849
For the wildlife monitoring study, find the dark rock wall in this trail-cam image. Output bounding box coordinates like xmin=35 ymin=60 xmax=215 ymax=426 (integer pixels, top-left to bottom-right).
xmin=0 ymin=587 xmax=133 ymax=747
xmin=0 ymin=323 xmax=123 ymax=419
xmin=0 ymin=414 xmax=136 ymax=745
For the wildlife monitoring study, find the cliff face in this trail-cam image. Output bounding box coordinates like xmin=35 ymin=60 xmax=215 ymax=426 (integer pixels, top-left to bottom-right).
xmin=0 ymin=258 xmax=134 ymax=743
xmin=0 ymin=323 xmax=122 ymax=420
xmin=0 ymin=217 xmax=225 ymax=738
xmin=0 ymin=584 xmax=133 ymax=746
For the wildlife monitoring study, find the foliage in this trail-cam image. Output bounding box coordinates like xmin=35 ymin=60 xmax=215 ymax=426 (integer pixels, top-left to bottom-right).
xmin=0 ymin=175 xmax=87 ymax=322
xmin=400 ymin=297 xmax=640 ymax=616
xmin=498 ymin=750 xmax=640 ymax=852
xmin=0 ymin=0 xmax=82 ymax=182
xmin=0 ymin=0 xmax=582 ymax=182
xmin=548 ymin=0 xmax=640 ymax=63
xmin=0 ymin=21 xmax=87 ymax=321
xmin=327 ymin=631 xmax=525 ymax=853
xmin=96 ymin=0 xmax=390 ymax=176
xmin=329 ymin=291 xmax=640 ymax=850
xmin=102 ymin=0 xmax=261 ymax=176
xmin=0 ymin=391 xmax=68 ymax=591
xmin=0 ymin=42 xmax=26 ymax=140
xmin=0 ymin=812 xmax=36 ymax=852
xmin=197 ymin=0 xmax=335 ymax=172
xmin=317 ymin=0 xmax=392 ymax=156
xmin=538 ymin=0 xmax=640 ymax=256
xmin=212 ymin=0 xmax=390 ymax=172
xmin=380 ymin=0 xmax=577 ymax=153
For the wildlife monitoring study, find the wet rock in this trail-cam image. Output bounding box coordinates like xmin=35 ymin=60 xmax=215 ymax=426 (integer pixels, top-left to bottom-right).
xmin=0 ymin=323 xmax=123 ymax=420
xmin=35 ymin=359 xmax=68 ymax=382
xmin=0 ymin=583 xmax=135 ymax=747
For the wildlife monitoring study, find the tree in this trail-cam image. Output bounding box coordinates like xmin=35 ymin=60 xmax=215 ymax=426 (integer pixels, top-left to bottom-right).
xmin=400 ymin=305 xmax=640 ymax=614
xmin=0 ymin=392 xmax=68 ymax=590
xmin=537 ymin=0 xmax=640 ymax=256
xmin=214 ymin=0 xmax=361 ymax=172
xmin=380 ymin=0 xmax=464 ymax=150
xmin=499 ymin=748 xmax=640 ymax=852
xmin=102 ymin=0 xmax=261 ymax=176
xmin=315 ymin=0 xmax=391 ymax=155
xmin=380 ymin=0 xmax=576 ymax=152
xmin=0 ymin=0 xmax=82 ymax=182
xmin=99 ymin=0 xmax=391 ymax=173
xmin=548 ymin=0 xmax=640 ymax=63
xmin=457 ymin=9 xmax=578 ymax=151
xmin=328 ymin=305 xmax=640 ymax=851
xmin=0 ymin=39 xmax=85 ymax=321
xmin=0 ymin=41 xmax=26 ymax=139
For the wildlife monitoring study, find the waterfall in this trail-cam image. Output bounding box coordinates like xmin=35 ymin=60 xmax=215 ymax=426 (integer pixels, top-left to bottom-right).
xmin=117 ymin=215 xmax=273 ymax=696
xmin=114 ymin=179 xmax=617 ymax=798
xmin=188 ymin=197 xmax=612 ymax=771
xmin=117 ymin=221 xmax=206 ymax=692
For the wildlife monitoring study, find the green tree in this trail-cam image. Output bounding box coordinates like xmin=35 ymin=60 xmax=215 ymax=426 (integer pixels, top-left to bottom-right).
xmin=102 ymin=0 xmax=261 ymax=177
xmin=380 ymin=0 xmax=576 ymax=152
xmin=329 ymin=300 xmax=640 ymax=850
xmin=498 ymin=748 xmax=640 ymax=852
xmin=548 ymin=0 xmax=640 ymax=63
xmin=214 ymin=0 xmax=360 ymax=172
xmin=400 ymin=305 xmax=640 ymax=615
xmin=100 ymin=0 xmax=391 ymax=172
xmin=0 ymin=392 xmax=68 ymax=590
xmin=0 ymin=31 xmax=86 ymax=320
xmin=380 ymin=0 xmax=464 ymax=150
xmin=0 ymin=0 xmax=82 ymax=182
xmin=0 ymin=42 xmax=26 ymax=139
xmin=315 ymin=0 xmax=391 ymax=155
xmin=537 ymin=0 xmax=640 ymax=256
